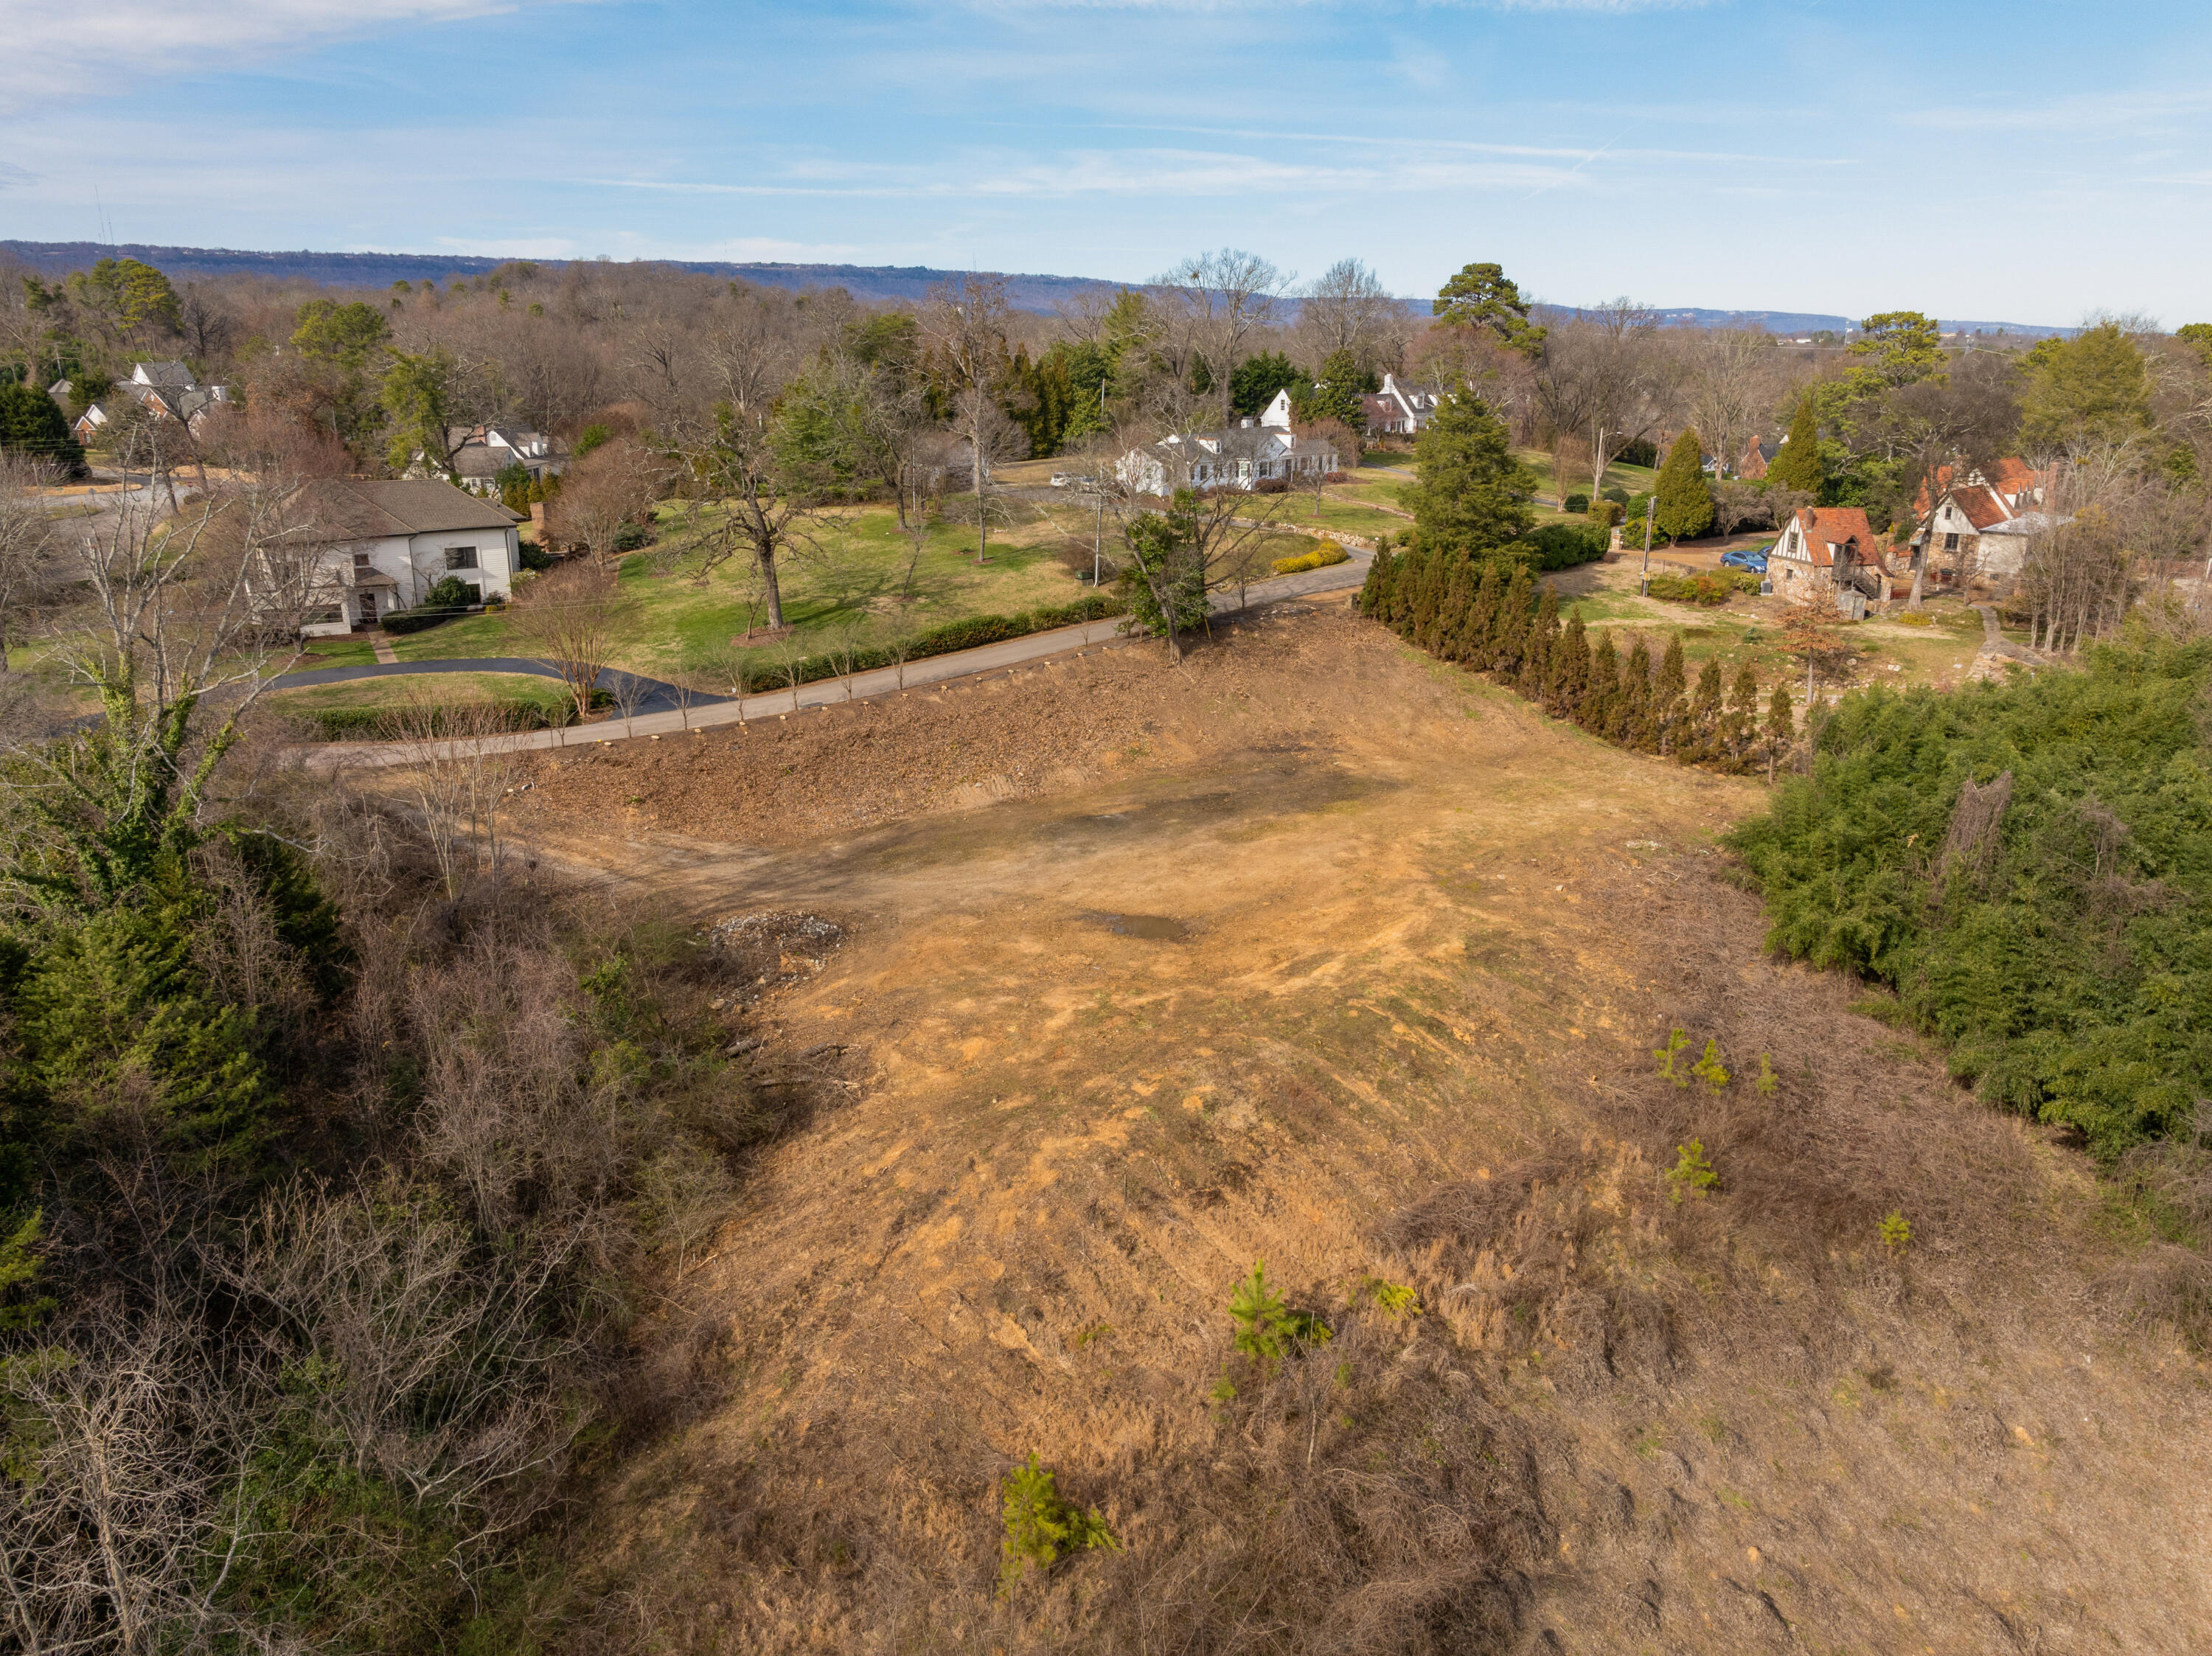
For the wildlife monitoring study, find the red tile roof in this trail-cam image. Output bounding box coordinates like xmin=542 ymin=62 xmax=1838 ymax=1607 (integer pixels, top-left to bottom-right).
xmin=1783 ymin=506 xmax=1879 ymax=568
xmin=1990 ymin=457 xmax=2044 ymax=497
xmin=1950 ymin=485 xmax=2011 ymax=530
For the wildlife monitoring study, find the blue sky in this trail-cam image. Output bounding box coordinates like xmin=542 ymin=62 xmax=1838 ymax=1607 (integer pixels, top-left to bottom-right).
xmin=5 ymin=1 xmax=2211 ymax=327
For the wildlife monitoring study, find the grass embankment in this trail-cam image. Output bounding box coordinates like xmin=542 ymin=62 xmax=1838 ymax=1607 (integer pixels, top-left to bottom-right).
xmin=1558 ymin=560 xmax=1992 ymax=692
xmin=392 ymin=496 xmax=1394 ymax=686
xmin=267 ymin=671 xmax=588 ymax=739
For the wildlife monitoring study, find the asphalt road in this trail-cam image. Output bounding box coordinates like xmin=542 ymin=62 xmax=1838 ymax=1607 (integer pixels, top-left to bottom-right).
xmin=298 ymin=551 xmax=1372 ymax=769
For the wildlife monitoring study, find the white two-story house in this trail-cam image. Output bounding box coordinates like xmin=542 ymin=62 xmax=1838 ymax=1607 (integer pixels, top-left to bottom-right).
xmin=1116 ymin=394 xmax=1340 ymax=497
xmin=278 ymin=478 xmax=524 ymax=636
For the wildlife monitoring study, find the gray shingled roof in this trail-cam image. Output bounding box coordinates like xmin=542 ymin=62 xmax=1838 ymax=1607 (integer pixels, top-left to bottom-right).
xmin=280 ymin=479 xmax=521 ymax=543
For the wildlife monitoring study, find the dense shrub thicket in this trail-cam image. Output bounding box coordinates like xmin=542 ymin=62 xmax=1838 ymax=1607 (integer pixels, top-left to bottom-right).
xmin=1728 ymin=637 xmax=2212 ymax=1154
xmin=0 ymin=761 xmax=776 ymax=1649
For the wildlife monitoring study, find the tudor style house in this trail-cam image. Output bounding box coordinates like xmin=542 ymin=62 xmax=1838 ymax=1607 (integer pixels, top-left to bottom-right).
xmin=1738 ymin=434 xmax=1779 ymax=479
xmin=271 ymin=478 xmax=524 ymax=636
xmin=1116 ymin=395 xmax=1340 ymax=496
xmin=1915 ymin=480 xmax=2067 ymax=582
xmin=73 ymin=360 xmax=232 ymax=443
xmin=1767 ymin=506 xmax=1895 ymax=614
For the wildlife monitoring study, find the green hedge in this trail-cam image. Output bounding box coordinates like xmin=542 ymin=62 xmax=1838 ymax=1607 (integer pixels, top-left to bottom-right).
xmin=1525 ymin=521 xmax=1613 ymax=571
xmin=378 ymin=608 xmax=454 ymax=636
xmin=737 ymin=593 xmax=1127 ymax=695
xmin=1646 ymin=569 xmax=1763 ymax=606
xmin=294 ymin=688 xmax=609 ymax=741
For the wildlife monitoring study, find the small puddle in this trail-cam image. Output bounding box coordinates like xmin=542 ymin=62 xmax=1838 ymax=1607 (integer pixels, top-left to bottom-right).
xmin=1085 ymin=911 xmax=1190 ymax=942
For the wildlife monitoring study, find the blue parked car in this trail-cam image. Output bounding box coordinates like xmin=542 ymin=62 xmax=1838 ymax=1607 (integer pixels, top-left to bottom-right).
xmin=1722 ymin=544 xmax=1770 ymax=573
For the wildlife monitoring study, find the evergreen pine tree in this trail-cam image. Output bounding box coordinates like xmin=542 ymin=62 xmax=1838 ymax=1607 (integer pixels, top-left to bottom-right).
xmin=1492 ymin=565 xmax=1534 ymax=673
xmin=1517 ymin=582 xmax=1560 ymax=698
xmin=1551 ymin=613 xmax=1592 ymax=717
xmin=1764 ymin=681 xmax=1795 ymax=781
xmin=1583 ymin=630 xmax=1619 ymax=733
xmin=1619 ymin=636 xmax=1655 ymax=748
xmin=1766 ymin=398 xmax=1824 ymax=494
xmin=1358 ymin=546 xmax=1388 ymax=616
xmin=1653 ymin=634 xmax=1688 ymax=755
xmin=1683 ymin=658 xmax=1724 ymax=764
xmin=1388 ymin=542 xmax=1427 ymax=630
xmin=1405 ymin=394 xmax=1537 ymax=557
xmin=1409 ymin=545 xmax=1445 ymax=643
xmin=1658 ymin=633 xmax=1687 ymax=704
xmin=1464 ymin=563 xmax=1502 ymax=662
xmin=1722 ymin=660 xmax=1761 ymax=768
xmin=1439 ymin=556 xmax=1475 ymax=660
xmin=1653 ymin=427 xmax=1715 ymax=541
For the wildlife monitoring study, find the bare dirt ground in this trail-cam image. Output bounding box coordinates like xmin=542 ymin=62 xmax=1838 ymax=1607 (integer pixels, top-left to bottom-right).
xmin=502 ymin=599 xmax=2211 ymax=1655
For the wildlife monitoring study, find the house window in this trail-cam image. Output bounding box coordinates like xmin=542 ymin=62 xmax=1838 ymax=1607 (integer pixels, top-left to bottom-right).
xmin=351 ymin=552 xmax=371 ymax=569
xmin=1944 ymin=533 xmax=1958 ymax=552
xmin=305 ymin=605 xmax=344 ymax=625
xmin=445 ymin=546 xmax=479 ymax=570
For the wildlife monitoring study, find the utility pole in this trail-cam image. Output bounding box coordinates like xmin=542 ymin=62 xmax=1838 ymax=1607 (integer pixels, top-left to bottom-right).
xmin=1638 ymin=497 xmax=1655 ymax=595
xmin=1093 ymin=487 xmax=1105 ymax=587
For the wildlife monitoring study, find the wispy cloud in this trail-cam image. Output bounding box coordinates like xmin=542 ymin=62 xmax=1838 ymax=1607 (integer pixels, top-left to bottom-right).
xmin=964 ymin=0 xmax=1709 ymax=10
xmin=0 ymin=0 xmax=597 ymax=108
xmin=582 ymin=143 xmax=1595 ymax=203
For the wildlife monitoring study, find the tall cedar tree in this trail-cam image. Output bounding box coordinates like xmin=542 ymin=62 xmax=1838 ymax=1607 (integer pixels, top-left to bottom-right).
xmin=1685 ymin=658 xmax=1725 ymax=762
xmin=1619 ymin=636 xmax=1654 ymax=749
xmin=1405 ymin=394 xmax=1536 ymax=557
xmin=1585 ymin=630 xmax=1619 ymax=733
xmin=1766 ymin=398 xmax=1824 ymax=494
xmin=1764 ymin=681 xmax=1795 ymax=780
xmin=1464 ymin=563 xmax=1503 ymax=664
xmin=1413 ymin=549 xmax=1449 ymax=650
xmin=1388 ymin=543 xmax=1425 ymax=630
xmin=1655 ymin=634 xmax=1688 ymax=754
xmin=1517 ymin=584 xmax=1559 ymax=699
xmin=1725 ymin=661 xmax=1761 ymax=766
xmin=1493 ymin=566 xmax=1534 ymax=674
xmin=1440 ymin=557 xmax=1475 ymax=661
xmin=1358 ymin=546 xmax=1391 ymax=615
xmin=1551 ymin=613 xmax=1591 ymax=715
xmin=1654 ymin=428 xmax=1715 ymax=541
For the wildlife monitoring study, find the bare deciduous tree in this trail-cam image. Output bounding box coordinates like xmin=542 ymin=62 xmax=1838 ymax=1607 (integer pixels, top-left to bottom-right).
xmin=509 ymin=560 xmax=621 ymax=728
xmin=0 ymin=450 xmax=60 ymax=674
xmin=676 ymin=408 xmax=823 ymax=629
xmin=1154 ymin=249 xmax=1291 ymax=429
xmin=1297 ymin=258 xmax=1402 ymax=380
xmin=546 ymin=435 xmax=664 ymax=565
xmin=921 ymin=275 xmax=1025 ymax=564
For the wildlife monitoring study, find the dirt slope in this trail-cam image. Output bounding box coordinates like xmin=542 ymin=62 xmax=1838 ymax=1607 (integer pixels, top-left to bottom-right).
xmin=511 ymin=601 xmax=2212 ymax=1655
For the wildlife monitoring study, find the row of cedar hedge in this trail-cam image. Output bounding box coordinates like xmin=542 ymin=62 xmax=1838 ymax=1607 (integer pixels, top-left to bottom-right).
xmin=732 ymin=593 xmax=1127 ymax=694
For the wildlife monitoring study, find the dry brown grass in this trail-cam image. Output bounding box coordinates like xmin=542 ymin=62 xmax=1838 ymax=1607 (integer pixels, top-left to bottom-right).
xmin=494 ymin=602 xmax=2212 ymax=1655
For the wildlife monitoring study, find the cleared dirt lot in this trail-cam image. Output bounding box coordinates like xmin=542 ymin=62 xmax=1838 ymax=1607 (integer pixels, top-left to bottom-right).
xmin=507 ymin=601 xmax=2211 ymax=1655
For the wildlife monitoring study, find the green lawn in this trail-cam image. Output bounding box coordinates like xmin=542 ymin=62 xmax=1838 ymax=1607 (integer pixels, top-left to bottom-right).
xmin=392 ymin=499 xmax=1111 ymax=685
xmin=267 ymin=671 xmax=574 ymax=714
xmin=291 ymin=638 xmax=381 ymax=670
xmin=1516 ymin=448 xmax=1657 ymax=504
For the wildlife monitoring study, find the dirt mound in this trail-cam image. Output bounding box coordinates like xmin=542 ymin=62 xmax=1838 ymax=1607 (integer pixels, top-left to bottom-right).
xmin=511 ymin=599 xmax=1377 ymax=844
xmin=515 ymin=603 xmax=2211 ymax=1655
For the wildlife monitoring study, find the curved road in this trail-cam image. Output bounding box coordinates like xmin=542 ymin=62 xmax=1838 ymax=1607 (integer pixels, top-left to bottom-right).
xmin=297 ymin=551 xmax=1371 ymax=769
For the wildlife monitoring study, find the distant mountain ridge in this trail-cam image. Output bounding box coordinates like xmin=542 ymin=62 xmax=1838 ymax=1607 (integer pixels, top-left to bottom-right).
xmin=0 ymin=240 xmax=2074 ymax=338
